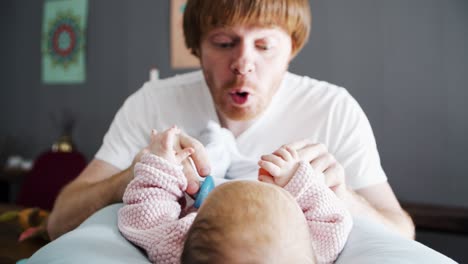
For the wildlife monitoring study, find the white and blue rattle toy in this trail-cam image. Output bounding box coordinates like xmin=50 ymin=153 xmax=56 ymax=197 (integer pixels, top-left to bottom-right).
xmin=194 ymin=175 xmax=215 ymax=208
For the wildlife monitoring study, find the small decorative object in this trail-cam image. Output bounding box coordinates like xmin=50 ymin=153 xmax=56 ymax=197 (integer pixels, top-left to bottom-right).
xmin=170 ymin=0 xmax=199 ymax=69
xmin=52 ymin=135 xmax=74 ymax=153
xmin=0 ymin=136 xmax=29 ymax=170
xmin=51 ymin=110 xmax=76 ymax=153
xmin=0 ymin=207 xmax=50 ymax=242
xmin=149 ymin=68 xmax=159 ymax=81
xmin=5 ymin=155 xmax=33 ymax=171
xmin=42 ymin=0 xmax=88 ymax=84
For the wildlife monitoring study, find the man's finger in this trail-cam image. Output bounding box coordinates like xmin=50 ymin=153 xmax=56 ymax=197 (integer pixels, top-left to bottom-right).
xmin=283 ymin=139 xmax=312 ymax=150
xmin=310 ymin=153 xmax=335 ymax=173
xmin=284 ymin=146 xmax=299 ymax=160
xmin=182 ymin=158 xmax=200 ymax=195
xmin=323 ymin=164 xmax=344 ymax=188
xmin=296 ymin=143 xmax=328 ymax=163
xmin=176 ymin=148 xmax=194 ymax=163
xmin=179 ymin=132 xmax=211 ymax=176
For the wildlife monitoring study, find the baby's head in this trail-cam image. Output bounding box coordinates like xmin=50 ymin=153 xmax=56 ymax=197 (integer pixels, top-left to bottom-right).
xmin=181 ymin=181 xmax=315 ymax=263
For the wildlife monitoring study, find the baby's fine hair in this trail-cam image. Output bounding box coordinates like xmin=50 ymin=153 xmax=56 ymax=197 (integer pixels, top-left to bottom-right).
xmin=180 ymin=181 xmax=314 ymax=264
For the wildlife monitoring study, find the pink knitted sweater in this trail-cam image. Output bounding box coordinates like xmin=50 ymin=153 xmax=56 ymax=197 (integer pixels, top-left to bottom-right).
xmin=118 ymin=153 xmax=352 ymax=264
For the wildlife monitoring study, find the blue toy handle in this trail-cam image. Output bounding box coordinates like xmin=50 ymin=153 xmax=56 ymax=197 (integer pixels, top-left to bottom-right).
xmin=194 ymin=175 xmax=215 ymax=208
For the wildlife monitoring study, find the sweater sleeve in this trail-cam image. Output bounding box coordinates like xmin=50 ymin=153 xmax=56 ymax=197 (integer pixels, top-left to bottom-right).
xmin=284 ymin=161 xmax=353 ymax=264
xmin=118 ymin=153 xmax=196 ymax=264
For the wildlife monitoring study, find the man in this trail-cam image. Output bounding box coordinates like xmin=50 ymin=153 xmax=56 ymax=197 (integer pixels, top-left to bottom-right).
xmin=47 ymin=0 xmax=414 ymax=240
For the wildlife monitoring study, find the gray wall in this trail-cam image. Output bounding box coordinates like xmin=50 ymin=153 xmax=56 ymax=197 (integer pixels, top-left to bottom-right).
xmin=1 ymin=0 xmax=467 ymax=260
xmin=292 ymin=0 xmax=468 ymax=209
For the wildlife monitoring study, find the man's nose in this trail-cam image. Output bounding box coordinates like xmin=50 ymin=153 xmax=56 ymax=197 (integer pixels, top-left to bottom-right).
xmin=230 ymin=45 xmax=255 ymax=76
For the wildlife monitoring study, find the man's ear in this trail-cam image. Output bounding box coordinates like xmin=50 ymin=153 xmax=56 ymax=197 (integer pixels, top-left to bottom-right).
xmin=289 ymin=43 xmax=298 ymax=61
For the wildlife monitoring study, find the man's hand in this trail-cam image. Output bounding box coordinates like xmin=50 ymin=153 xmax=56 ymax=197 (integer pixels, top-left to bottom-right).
xmin=258 ymin=146 xmax=300 ymax=187
xmin=148 ymin=127 xmax=194 ymax=165
xmin=284 ymin=139 xmax=346 ymax=197
xmin=172 ymin=128 xmax=211 ymax=195
xmin=285 ymin=139 xmax=415 ymax=238
xmin=131 ymin=127 xmax=211 ymax=196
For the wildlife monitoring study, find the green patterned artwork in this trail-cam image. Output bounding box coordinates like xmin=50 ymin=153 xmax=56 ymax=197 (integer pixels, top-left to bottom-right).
xmin=42 ymin=0 xmax=88 ymax=84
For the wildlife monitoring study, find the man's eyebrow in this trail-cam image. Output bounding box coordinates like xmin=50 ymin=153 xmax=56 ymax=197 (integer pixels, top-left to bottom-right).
xmin=210 ymin=32 xmax=231 ymax=38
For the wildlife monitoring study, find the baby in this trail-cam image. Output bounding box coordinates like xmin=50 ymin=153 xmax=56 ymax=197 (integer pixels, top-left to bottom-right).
xmin=118 ymin=127 xmax=352 ymax=264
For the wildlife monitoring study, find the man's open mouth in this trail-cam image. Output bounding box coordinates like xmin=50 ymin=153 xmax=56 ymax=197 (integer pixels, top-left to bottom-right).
xmin=230 ymin=91 xmax=250 ymax=105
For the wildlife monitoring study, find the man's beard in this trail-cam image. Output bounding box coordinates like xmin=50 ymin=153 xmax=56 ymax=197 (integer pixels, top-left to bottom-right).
xmin=219 ymin=102 xmax=261 ymax=121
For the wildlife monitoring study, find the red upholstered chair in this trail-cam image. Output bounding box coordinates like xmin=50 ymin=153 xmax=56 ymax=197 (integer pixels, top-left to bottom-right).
xmin=16 ymin=150 xmax=86 ymax=211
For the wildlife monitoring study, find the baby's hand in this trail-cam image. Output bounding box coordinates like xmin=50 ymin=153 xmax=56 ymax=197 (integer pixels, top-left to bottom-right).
xmin=258 ymin=146 xmax=300 ymax=187
xmin=148 ymin=126 xmax=194 ymax=165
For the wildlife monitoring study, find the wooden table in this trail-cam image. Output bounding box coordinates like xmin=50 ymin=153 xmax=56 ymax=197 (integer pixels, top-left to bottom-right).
xmin=0 ymin=203 xmax=48 ymax=264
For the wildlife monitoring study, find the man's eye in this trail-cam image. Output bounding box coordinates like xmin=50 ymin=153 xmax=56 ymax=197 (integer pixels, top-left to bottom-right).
xmin=216 ymin=42 xmax=234 ymax=48
xmin=257 ymin=45 xmax=272 ymax=51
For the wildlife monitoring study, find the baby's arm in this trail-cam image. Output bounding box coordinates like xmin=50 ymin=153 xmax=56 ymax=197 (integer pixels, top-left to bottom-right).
xmin=259 ymin=147 xmax=352 ymax=264
xmin=118 ymin=128 xmax=196 ymax=263
xmin=284 ymin=162 xmax=352 ymax=264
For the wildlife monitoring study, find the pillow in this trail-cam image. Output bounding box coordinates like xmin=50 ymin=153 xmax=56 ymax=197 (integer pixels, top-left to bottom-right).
xmin=29 ymin=204 xmax=149 ymax=264
xmin=335 ymin=216 xmax=457 ymax=264
xmin=28 ymin=204 xmax=457 ymax=264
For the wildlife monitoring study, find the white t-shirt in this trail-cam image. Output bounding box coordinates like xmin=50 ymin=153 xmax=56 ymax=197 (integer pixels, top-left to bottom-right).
xmin=96 ymin=71 xmax=387 ymax=190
